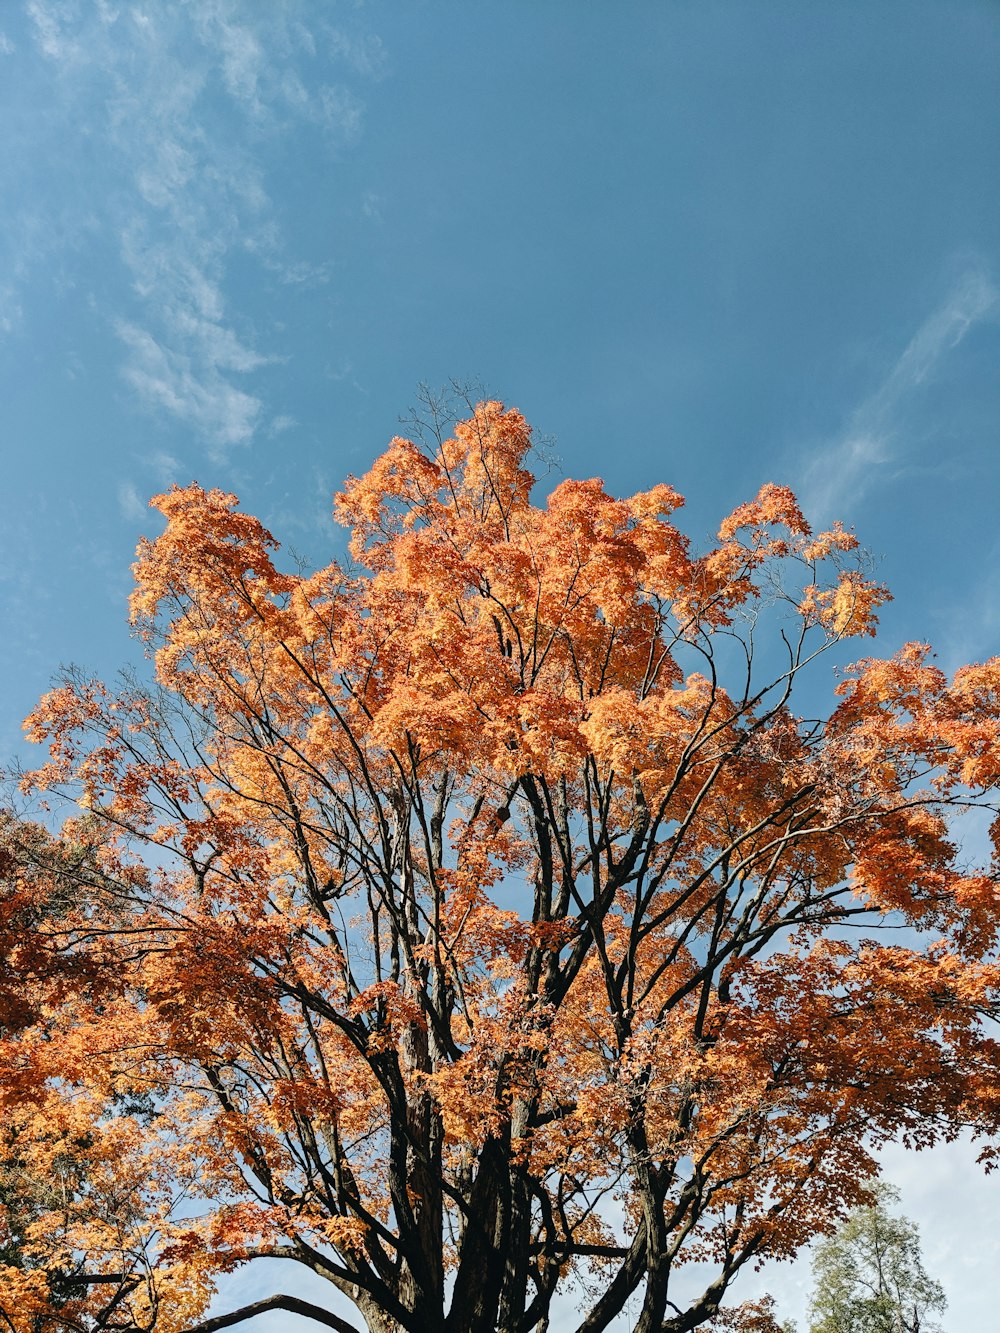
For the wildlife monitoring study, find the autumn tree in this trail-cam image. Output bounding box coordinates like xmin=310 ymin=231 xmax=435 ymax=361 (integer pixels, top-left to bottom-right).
xmin=0 ymin=814 xmax=186 ymax=1332
xmin=806 ymin=1184 xmax=945 ymax=1333
xmin=707 ymin=1294 xmax=796 ymax=1333
xmin=6 ymin=400 xmax=1000 ymax=1333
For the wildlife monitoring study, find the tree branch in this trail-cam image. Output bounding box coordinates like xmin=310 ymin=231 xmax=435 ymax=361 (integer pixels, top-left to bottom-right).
xmin=185 ymin=1295 xmax=362 ymax=1333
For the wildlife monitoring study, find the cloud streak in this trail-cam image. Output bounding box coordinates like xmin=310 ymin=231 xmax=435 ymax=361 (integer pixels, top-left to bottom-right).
xmin=116 ymin=320 xmax=264 ymax=450
xmin=800 ymin=265 xmax=998 ymax=520
xmin=18 ymin=0 xmax=381 ymax=451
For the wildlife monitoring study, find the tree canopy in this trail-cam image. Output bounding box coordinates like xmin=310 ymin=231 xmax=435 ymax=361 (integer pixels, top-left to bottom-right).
xmin=807 ymin=1184 xmax=945 ymax=1333
xmin=3 ymin=401 xmax=1000 ymax=1333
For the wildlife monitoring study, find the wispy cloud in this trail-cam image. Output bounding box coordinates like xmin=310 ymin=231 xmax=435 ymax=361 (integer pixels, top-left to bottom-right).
xmin=361 ymin=191 xmax=385 ymax=224
xmin=15 ymin=1 xmax=382 ymax=451
xmin=0 ymin=289 xmax=22 ymax=334
xmin=800 ymin=265 xmax=998 ymax=520
xmin=116 ymin=480 xmax=148 ymax=525
xmin=933 ymin=537 xmax=1000 ymax=672
xmin=146 ymin=450 xmax=185 ymax=487
xmin=268 ymin=414 xmax=297 ymax=437
xmin=116 ymin=321 xmax=264 ymax=452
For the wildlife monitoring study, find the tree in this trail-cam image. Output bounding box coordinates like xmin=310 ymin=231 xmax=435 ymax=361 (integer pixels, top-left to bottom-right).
xmin=0 ymin=814 xmax=181 ymax=1332
xmin=807 ymin=1184 xmax=945 ymax=1333
xmin=707 ymin=1295 xmax=797 ymax=1332
xmin=6 ymin=398 xmax=1000 ymax=1333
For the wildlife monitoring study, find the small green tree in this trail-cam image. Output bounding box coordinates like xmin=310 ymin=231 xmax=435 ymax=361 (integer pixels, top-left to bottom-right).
xmin=807 ymin=1184 xmax=946 ymax=1333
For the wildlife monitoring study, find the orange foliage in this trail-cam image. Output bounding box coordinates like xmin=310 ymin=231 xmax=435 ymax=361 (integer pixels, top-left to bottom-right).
xmin=6 ymin=401 xmax=1000 ymax=1333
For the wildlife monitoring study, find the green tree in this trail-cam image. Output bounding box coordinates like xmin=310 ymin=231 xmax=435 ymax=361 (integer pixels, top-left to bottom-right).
xmin=807 ymin=1184 xmax=945 ymax=1333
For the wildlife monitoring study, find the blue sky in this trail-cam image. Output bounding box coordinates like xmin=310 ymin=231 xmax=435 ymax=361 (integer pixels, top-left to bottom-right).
xmin=2 ymin=2 xmax=999 ymax=1328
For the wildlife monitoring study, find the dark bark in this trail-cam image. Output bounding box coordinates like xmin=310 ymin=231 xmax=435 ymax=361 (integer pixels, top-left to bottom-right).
xmin=186 ymin=1294 xmax=362 ymax=1333
xmin=445 ymin=1135 xmax=512 ymax=1333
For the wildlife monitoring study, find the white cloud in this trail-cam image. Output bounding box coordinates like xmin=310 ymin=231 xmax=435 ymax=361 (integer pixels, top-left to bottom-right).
xmin=215 ymin=19 xmax=265 ymax=110
xmin=188 ymin=1 xmax=368 ymax=144
xmin=933 ymin=537 xmax=1000 ymax=672
xmin=26 ymin=0 xmax=84 ymax=63
xmin=0 ymin=31 xmax=15 ymax=54
xmin=328 ymin=27 xmax=388 ymax=80
xmin=146 ymin=450 xmax=184 ymax=485
xmin=116 ymin=480 xmax=148 ymax=524
xmin=117 ymin=320 xmax=263 ymax=452
xmin=0 ymin=287 xmax=23 ymax=334
xmin=254 ymin=251 xmax=334 ymax=286
xmin=361 ymin=190 xmax=384 ymax=223
xmin=800 ymin=265 xmax=998 ymax=521
xmin=317 ymin=83 xmax=364 ymax=142
xmin=15 ymin=1 xmax=383 ymax=449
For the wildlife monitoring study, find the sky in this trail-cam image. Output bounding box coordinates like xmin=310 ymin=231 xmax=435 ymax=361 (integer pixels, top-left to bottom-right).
xmin=1 ymin=1 xmax=999 ymax=1329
